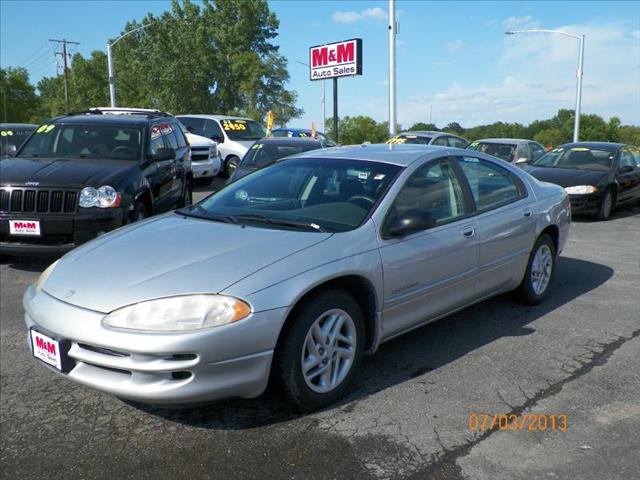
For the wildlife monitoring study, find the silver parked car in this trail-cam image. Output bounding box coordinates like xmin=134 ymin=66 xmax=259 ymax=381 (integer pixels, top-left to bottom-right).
xmin=24 ymin=145 xmax=570 ymax=409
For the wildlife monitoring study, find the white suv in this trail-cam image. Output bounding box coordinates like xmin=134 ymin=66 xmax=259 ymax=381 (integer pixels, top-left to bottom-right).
xmin=183 ymin=131 xmax=221 ymax=182
xmin=177 ymin=115 xmax=266 ymax=177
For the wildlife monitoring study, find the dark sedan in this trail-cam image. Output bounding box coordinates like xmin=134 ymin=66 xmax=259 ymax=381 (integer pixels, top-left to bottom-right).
xmin=526 ymin=142 xmax=640 ymax=220
xmin=227 ymin=137 xmax=323 ymax=183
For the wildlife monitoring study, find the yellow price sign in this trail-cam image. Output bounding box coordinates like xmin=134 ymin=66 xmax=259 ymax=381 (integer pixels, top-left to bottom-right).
xmin=222 ymin=120 xmax=247 ymax=131
xmin=386 ymin=136 xmax=407 ymax=145
xmin=36 ymin=124 xmax=56 ymax=134
xmin=1 ymin=130 xmax=14 ymax=137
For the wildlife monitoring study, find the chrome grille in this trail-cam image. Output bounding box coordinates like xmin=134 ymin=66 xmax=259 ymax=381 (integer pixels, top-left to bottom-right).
xmin=0 ymin=188 xmax=78 ymax=214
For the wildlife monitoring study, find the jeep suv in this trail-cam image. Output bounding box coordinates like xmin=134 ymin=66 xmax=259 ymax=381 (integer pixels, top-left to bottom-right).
xmin=0 ymin=108 xmax=193 ymax=255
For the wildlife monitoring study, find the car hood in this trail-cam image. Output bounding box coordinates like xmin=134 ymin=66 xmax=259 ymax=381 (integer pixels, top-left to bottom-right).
xmin=525 ymin=166 xmax=610 ymax=188
xmin=0 ymin=157 xmax=137 ymax=188
xmin=42 ymin=213 xmax=332 ymax=313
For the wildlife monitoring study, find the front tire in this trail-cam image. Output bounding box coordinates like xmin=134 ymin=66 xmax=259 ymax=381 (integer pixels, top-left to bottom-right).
xmin=225 ymin=156 xmax=240 ymax=178
xmin=516 ymin=234 xmax=556 ymax=305
xmin=595 ymin=189 xmax=613 ymax=221
xmin=274 ymin=290 xmax=364 ymax=411
xmin=130 ymin=201 xmax=148 ymax=223
xmin=179 ymin=180 xmax=193 ymax=207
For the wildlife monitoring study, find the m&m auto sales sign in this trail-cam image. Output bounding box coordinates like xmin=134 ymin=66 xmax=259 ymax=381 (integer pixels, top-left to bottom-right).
xmin=309 ymin=38 xmax=363 ymax=81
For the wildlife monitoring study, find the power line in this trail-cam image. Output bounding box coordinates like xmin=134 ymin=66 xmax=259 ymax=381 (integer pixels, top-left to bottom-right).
xmin=49 ymin=38 xmax=80 ymax=112
xmin=16 ymin=43 xmax=50 ymax=67
xmin=20 ymin=50 xmax=53 ymax=70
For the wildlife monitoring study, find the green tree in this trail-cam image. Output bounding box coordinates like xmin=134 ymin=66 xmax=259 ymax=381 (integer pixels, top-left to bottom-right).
xmin=408 ymin=122 xmax=438 ymax=131
xmin=325 ymin=116 xmax=389 ymax=144
xmin=618 ymin=125 xmax=640 ymax=146
xmin=0 ymin=67 xmax=40 ymax=123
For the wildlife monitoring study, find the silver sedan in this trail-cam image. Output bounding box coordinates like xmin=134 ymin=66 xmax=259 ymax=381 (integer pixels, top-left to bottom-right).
xmin=24 ymin=144 xmax=570 ymax=409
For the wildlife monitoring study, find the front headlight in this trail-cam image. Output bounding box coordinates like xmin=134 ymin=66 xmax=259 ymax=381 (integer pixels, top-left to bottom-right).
xmin=102 ymin=295 xmax=252 ymax=332
xmin=79 ymin=185 xmax=122 ymax=208
xmin=564 ymin=185 xmax=598 ymax=195
xmin=35 ymin=260 xmax=59 ymax=294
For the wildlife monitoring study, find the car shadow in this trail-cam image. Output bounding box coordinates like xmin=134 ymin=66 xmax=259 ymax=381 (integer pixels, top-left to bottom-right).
xmin=571 ymin=203 xmax=639 ymax=222
xmin=0 ymin=254 xmax=58 ymax=272
xmin=132 ymin=255 xmax=614 ymax=429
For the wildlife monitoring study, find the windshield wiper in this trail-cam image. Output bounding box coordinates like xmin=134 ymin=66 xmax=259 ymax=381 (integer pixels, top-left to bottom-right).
xmin=230 ymin=214 xmax=327 ymax=232
xmin=177 ymin=204 xmax=238 ymax=223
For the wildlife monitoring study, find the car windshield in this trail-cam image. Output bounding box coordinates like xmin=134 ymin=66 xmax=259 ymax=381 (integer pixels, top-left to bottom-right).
xmin=533 ymin=147 xmax=615 ymax=172
xmin=387 ymin=134 xmax=431 ymax=145
xmin=220 ymin=118 xmax=265 ymax=141
xmin=467 ymin=142 xmax=516 ymax=162
xmin=179 ymin=158 xmax=403 ymax=233
xmin=241 ymin=142 xmax=321 ymax=169
xmin=1 ymin=127 xmax=35 ymax=155
xmin=17 ymin=124 xmax=142 ymax=161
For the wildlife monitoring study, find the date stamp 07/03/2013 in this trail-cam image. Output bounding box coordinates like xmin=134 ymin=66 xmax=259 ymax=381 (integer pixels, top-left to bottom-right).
xmin=468 ymin=413 xmax=568 ymax=433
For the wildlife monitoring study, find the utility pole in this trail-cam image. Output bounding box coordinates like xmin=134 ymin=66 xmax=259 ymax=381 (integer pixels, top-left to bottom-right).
xmin=49 ymin=38 xmax=80 ymax=112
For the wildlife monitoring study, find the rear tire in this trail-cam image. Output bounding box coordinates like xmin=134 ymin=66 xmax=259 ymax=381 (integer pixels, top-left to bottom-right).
xmin=595 ymin=189 xmax=613 ymax=221
xmin=274 ymin=290 xmax=364 ymax=411
xmin=516 ymin=234 xmax=556 ymax=305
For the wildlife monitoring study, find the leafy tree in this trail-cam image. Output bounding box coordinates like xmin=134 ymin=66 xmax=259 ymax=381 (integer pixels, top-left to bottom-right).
xmin=36 ymin=0 xmax=302 ymax=124
xmin=618 ymin=125 xmax=640 ymax=145
xmin=0 ymin=67 xmax=40 ymax=123
xmin=443 ymin=121 xmax=464 ymax=136
xmin=325 ymin=116 xmax=389 ymax=144
xmin=408 ymin=122 xmax=438 ymax=131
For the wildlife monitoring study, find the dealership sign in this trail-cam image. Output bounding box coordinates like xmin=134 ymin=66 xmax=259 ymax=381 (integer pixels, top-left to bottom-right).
xmin=309 ymin=38 xmax=362 ymax=81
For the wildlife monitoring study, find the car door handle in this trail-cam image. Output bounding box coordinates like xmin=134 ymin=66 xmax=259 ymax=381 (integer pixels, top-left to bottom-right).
xmin=523 ymin=208 xmax=532 ymax=217
xmin=462 ymin=226 xmax=476 ymax=238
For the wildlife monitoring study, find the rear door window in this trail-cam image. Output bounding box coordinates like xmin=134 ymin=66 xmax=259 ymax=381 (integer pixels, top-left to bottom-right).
xmin=177 ymin=117 xmax=205 ymax=136
xmin=455 ymin=156 xmax=524 ymax=212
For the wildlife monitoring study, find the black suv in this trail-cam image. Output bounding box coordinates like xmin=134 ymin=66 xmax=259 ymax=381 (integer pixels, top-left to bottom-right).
xmin=0 ymin=108 xmax=193 ymax=255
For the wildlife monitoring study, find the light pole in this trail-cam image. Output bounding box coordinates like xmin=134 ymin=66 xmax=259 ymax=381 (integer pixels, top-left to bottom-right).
xmin=505 ymin=29 xmax=585 ymax=142
xmin=295 ymin=60 xmax=325 ymax=133
xmin=107 ymin=24 xmax=151 ymax=108
xmin=388 ymin=0 xmax=397 ymax=136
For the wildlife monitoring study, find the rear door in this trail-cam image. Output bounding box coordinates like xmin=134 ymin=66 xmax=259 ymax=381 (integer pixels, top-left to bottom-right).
xmin=147 ymin=122 xmax=176 ymax=212
xmin=379 ymin=156 xmax=479 ymax=339
xmin=453 ymin=155 xmax=536 ymax=298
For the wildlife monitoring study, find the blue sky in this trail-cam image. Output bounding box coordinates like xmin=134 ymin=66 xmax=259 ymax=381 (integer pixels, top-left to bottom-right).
xmin=2 ymin=1 xmax=639 ymax=129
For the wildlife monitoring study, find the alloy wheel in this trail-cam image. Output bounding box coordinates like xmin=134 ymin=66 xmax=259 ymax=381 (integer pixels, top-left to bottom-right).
xmin=301 ymin=308 xmax=356 ymax=394
xmin=531 ymin=244 xmax=553 ymax=295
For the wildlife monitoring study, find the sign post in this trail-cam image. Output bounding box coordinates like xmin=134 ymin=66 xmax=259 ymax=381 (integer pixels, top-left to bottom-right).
xmin=309 ymin=38 xmax=362 ymax=144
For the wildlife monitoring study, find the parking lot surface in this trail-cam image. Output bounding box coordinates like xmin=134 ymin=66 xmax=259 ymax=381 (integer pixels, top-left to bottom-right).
xmin=1 ymin=179 xmax=638 ymax=480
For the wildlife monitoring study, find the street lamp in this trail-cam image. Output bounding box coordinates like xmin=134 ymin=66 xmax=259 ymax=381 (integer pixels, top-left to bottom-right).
xmin=505 ymin=29 xmax=585 ymax=142
xmin=295 ymin=60 xmax=325 ymax=133
xmin=107 ymin=24 xmax=151 ymax=108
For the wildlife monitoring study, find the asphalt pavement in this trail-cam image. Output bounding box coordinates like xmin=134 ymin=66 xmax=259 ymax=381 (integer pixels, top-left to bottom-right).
xmin=1 ymin=179 xmax=638 ymax=480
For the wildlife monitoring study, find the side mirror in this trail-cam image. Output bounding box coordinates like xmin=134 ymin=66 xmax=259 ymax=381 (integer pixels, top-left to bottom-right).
xmin=152 ymin=147 xmax=175 ymax=162
xmin=619 ymin=165 xmax=634 ymax=174
xmin=386 ymin=209 xmax=437 ymax=238
xmin=515 ymin=157 xmax=528 ymax=164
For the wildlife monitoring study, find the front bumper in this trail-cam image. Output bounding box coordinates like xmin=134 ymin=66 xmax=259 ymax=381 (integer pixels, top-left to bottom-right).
xmin=568 ymin=191 xmax=604 ymax=214
xmin=23 ymin=285 xmax=286 ymax=404
xmin=192 ymin=156 xmax=221 ymax=178
xmin=0 ymin=207 xmax=125 ymax=255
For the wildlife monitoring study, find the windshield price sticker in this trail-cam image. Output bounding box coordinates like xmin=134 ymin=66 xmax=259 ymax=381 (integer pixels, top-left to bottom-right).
xmin=386 ymin=136 xmax=407 ymax=145
xmin=0 ymin=130 xmax=14 ymax=136
xmin=35 ymin=125 xmax=56 ymax=134
xmin=222 ymin=120 xmax=247 ymax=131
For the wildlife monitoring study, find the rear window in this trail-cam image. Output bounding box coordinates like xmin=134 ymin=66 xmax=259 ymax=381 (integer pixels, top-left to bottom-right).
xmin=241 ymin=142 xmax=321 ymax=169
xmin=467 ymin=142 xmax=517 ymax=162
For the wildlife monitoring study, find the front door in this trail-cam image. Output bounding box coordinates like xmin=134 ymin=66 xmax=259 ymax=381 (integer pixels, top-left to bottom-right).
xmin=379 ymin=157 xmax=479 ymax=339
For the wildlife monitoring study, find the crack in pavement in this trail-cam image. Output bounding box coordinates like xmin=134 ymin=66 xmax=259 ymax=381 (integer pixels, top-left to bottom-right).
xmin=406 ymin=328 xmax=640 ymax=480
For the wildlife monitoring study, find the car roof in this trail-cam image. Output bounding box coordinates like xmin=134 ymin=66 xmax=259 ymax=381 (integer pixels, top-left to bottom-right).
xmin=398 ymin=130 xmax=443 ymax=137
xmin=257 ymin=137 xmax=321 ymax=147
xmin=176 ymin=114 xmax=256 ymax=122
xmin=49 ymin=113 xmax=168 ymax=127
xmin=558 ymin=141 xmax=626 ymax=152
xmin=291 ymin=143 xmax=452 ymax=166
xmin=475 ymin=138 xmax=536 ymax=144
xmin=0 ymin=123 xmax=37 ymax=129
